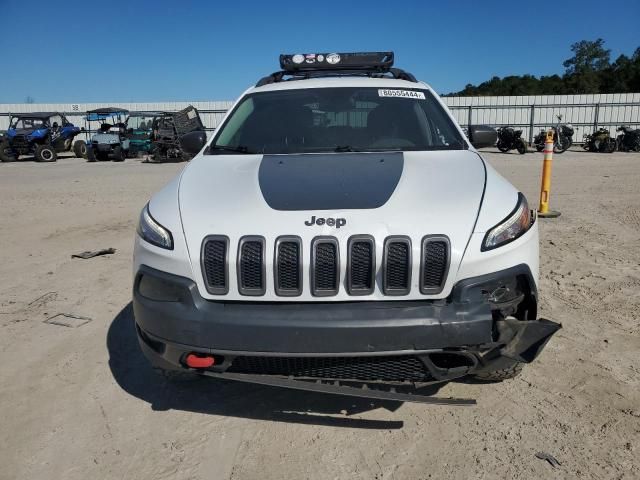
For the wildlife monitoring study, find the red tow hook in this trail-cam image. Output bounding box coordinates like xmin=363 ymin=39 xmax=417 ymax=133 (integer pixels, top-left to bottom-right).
xmin=185 ymin=353 xmax=215 ymax=369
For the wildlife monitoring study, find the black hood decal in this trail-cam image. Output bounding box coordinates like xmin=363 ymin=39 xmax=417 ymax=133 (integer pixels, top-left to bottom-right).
xmin=259 ymin=152 xmax=404 ymax=211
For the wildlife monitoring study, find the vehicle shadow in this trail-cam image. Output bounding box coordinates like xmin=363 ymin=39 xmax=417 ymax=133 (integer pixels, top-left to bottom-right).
xmin=2 ymin=153 xmax=79 ymax=162
xmin=107 ymin=303 xmax=448 ymax=429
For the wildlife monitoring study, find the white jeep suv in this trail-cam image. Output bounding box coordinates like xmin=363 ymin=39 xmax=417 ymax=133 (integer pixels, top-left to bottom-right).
xmin=133 ymin=52 xmax=559 ymax=403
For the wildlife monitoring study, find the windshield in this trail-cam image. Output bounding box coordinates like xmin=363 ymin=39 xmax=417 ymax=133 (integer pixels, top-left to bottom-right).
xmin=10 ymin=117 xmax=47 ymax=129
xmin=127 ymin=115 xmax=156 ymax=130
xmin=207 ymin=87 xmax=465 ymax=154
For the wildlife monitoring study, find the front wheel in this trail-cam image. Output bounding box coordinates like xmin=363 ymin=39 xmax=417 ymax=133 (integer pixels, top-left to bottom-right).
xmin=554 ymin=137 xmax=570 ymax=154
xmin=497 ymin=141 xmax=510 ymax=153
xmin=73 ymin=140 xmax=87 ymax=158
xmin=516 ymin=139 xmax=527 ymax=154
xmin=0 ymin=141 xmax=16 ymax=162
xmin=86 ymin=146 xmax=96 ymax=162
xmin=35 ymin=144 xmax=57 ymax=162
xmin=112 ymin=146 xmax=125 ymax=162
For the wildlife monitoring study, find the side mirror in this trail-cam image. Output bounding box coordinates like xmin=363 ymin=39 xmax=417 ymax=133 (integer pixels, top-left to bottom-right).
xmin=468 ymin=125 xmax=497 ymax=149
xmin=180 ymin=131 xmax=207 ymax=155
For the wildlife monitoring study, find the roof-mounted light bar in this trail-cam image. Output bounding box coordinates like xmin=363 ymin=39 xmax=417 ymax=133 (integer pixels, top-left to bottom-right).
xmin=256 ymin=51 xmax=416 ymax=87
xmin=280 ymin=51 xmax=394 ymax=72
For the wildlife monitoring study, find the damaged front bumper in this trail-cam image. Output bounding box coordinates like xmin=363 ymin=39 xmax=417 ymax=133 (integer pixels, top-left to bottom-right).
xmin=133 ymin=264 xmax=560 ymax=403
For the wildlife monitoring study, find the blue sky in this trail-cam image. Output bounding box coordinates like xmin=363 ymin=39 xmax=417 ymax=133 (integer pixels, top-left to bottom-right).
xmin=1 ymin=0 xmax=638 ymax=103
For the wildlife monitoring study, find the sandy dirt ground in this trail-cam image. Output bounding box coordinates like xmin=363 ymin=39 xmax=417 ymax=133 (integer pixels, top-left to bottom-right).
xmin=0 ymin=149 xmax=638 ymax=480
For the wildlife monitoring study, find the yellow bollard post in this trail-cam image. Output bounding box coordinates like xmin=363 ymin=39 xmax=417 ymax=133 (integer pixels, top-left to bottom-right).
xmin=537 ymin=130 xmax=561 ymax=218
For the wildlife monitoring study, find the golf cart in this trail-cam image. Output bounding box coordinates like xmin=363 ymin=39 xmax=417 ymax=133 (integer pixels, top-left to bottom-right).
xmin=82 ymin=108 xmax=130 ymax=162
xmin=0 ymin=112 xmax=81 ymax=162
xmin=125 ymin=112 xmax=161 ymax=158
xmin=150 ymin=105 xmax=204 ymax=162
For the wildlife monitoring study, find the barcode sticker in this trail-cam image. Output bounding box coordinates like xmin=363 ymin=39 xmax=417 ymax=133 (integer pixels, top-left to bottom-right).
xmin=378 ymin=89 xmax=425 ymax=99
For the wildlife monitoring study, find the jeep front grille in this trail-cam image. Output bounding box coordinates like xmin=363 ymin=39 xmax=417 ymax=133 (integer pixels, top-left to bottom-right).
xmin=237 ymin=236 xmax=266 ymax=296
xmin=383 ymin=237 xmax=412 ymax=295
xmin=274 ymin=236 xmax=302 ymax=296
xmin=201 ymin=235 xmax=449 ymax=297
xmin=226 ymin=354 xmax=433 ymax=382
xmin=347 ymin=236 xmax=375 ymax=295
xmin=201 ymin=236 xmax=229 ymax=295
xmin=311 ymin=237 xmax=339 ymax=296
xmin=420 ymin=236 xmax=450 ymax=294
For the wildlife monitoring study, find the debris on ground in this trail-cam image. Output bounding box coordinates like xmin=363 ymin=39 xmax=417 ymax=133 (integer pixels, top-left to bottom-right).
xmin=44 ymin=313 xmax=92 ymax=328
xmin=535 ymin=451 xmax=561 ymax=468
xmin=71 ymin=248 xmax=116 ymax=259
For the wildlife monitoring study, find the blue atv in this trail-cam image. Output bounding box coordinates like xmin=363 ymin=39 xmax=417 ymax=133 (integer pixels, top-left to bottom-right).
xmin=0 ymin=112 xmax=81 ymax=162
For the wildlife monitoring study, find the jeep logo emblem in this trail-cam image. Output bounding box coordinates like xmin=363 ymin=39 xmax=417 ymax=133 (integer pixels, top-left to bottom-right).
xmin=304 ymin=215 xmax=346 ymax=228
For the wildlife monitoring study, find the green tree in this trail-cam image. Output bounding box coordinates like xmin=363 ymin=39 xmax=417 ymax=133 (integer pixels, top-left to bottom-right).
xmin=562 ymin=38 xmax=611 ymax=93
xmin=447 ymin=39 xmax=640 ymax=96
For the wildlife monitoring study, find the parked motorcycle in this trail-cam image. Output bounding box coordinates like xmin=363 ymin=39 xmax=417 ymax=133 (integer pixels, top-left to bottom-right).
xmin=533 ymin=115 xmax=574 ymax=154
xmin=582 ymin=128 xmax=616 ymax=153
xmin=496 ymin=126 xmax=527 ymax=154
xmin=616 ymin=125 xmax=640 ymax=152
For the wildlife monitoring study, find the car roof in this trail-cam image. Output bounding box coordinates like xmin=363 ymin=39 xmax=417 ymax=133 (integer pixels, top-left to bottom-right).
xmin=246 ymin=76 xmax=432 ymax=94
xmin=12 ymin=112 xmax=60 ymax=119
xmin=128 ymin=111 xmax=161 ymax=117
xmin=86 ymin=107 xmax=129 ymax=115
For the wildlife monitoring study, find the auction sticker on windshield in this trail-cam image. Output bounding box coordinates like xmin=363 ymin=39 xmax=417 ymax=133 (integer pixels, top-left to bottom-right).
xmin=378 ymin=89 xmax=425 ymax=99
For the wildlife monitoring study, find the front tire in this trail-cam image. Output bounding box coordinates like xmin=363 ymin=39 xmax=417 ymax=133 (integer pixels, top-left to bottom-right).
xmin=516 ymin=139 xmax=527 ymax=154
xmin=497 ymin=141 xmax=510 ymax=153
xmin=73 ymin=140 xmax=87 ymax=158
xmin=474 ymin=362 xmax=523 ymax=381
xmin=0 ymin=141 xmax=16 ymax=162
xmin=86 ymin=146 xmax=96 ymax=162
xmin=112 ymin=146 xmax=125 ymax=162
xmin=554 ymin=136 xmax=571 ymax=154
xmin=35 ymin=144 xmax=57 ymax=162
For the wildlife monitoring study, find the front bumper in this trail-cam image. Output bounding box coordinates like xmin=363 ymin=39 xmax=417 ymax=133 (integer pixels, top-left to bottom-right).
xmin=133 ymin=264 xmax=560 ymax=384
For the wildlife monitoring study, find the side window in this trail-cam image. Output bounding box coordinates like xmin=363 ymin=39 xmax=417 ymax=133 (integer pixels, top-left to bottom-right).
xmin=50 ymin=115 xmax=63 ymax=128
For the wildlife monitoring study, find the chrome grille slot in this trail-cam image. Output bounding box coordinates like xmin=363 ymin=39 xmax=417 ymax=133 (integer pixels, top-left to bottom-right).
xmin=311 ymin=237 xmax=339 ymax=296
xmin=347 ymin=236 xmax=375 ymax=295
xmin=383 ymin=236 xmax=411 ymax=295
xmin=274 ymin=236 xmax=302 ymax=296
xmin=420 ymin=236 xmax=450 ymax=294
xmin=201 ymin=236 xmax=229 ymax=295
xmin=237 ymin=236 xmax=266 ymax=296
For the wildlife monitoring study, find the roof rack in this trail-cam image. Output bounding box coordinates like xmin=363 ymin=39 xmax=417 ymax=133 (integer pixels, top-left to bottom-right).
xmin=256 ymin=51 xmax=417 ymax=87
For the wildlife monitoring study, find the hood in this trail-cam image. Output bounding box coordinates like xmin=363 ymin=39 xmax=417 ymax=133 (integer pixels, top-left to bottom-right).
xmin=178 ymin=150 xmax=486 ymax=301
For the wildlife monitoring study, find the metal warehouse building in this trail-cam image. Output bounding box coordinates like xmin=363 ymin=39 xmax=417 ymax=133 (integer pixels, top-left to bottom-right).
xmin=1 ymin=93 xmax=639 ymax=144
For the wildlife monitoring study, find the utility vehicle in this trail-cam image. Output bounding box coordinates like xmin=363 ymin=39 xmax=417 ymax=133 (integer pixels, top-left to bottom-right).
xmin=133 ymin=52 xmax=560 ymax=404
xmin=82 ymin=108 xmax=130 ymax=162
xmin=150 ymin=106 xmax=204 ymax=163
xmin=0 ymin=112 xmax=81 ymax=162
xmin=126 ymin=112 xmax=160 ymax=157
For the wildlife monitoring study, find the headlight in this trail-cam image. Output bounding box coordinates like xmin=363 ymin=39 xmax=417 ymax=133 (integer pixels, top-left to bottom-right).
xmin=137 ymin=203 xmax=173 ymax=250
xmin=482 ymin=193 xmax=534 ymax=251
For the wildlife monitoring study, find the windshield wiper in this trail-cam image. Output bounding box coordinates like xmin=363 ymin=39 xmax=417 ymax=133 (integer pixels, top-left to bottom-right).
xmin=335 ymin=145 xmax=360 ymax=152
xmin=209 ymin=144 xmax=254 ymax=154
